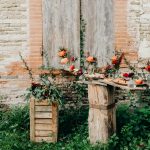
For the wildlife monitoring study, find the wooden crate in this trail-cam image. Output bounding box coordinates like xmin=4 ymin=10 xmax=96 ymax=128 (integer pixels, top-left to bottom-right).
xmin=30 ymin=99 xmax=58 ymax=143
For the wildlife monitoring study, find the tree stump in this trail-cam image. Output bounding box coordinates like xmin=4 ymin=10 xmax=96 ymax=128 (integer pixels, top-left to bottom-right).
xmin=88 ymin=84 xmax=116 ymax=144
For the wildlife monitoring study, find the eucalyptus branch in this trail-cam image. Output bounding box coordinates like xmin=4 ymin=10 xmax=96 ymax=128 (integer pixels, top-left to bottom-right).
xmin=19 ymin=52 xmax=34 ymax=81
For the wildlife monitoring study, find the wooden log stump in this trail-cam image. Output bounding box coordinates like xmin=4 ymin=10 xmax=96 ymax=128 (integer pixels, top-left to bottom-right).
xmin=88 ymin=84 xmax=116 ymax=144
xmin=30 ymin=99 xmax=58 ymax=143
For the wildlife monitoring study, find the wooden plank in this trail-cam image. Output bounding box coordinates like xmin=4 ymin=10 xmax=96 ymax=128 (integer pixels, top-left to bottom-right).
xmin=35 ymin=124 xmax=53 ymax=131
xmin=35 ymin=106 xmax=52 ymax=112
xmin=35 ymin=112 xmax=52 ymax=119
xmin=35 ymin=100 xmax=50 ymax=106
xmin=35 ymin=137 xmax=53 ymax=142
xmin=99 ymin=79 xmax=147 ymax=91
xmin=82 ymin=0 xmax=114 ymax=67
xmin=35 ymin=130 xmax=53 ymax=137
xmin=77 ymin=80 xmax=107 ymax=86
xmin=52 ymin=103 xmax=58 ymax=142
xmin=79 ymin=79 xmax=147 ymax=91
xmin=30 ymin=98 xmax=35 ymax=141
xmin=35 ymin=119 xmax=52 ymax=124
xmin=43 ymin=0 xmax=80 ymax=68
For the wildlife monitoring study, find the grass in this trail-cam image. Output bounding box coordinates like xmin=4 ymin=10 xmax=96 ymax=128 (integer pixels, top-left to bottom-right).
xmin=0 ymin=104 xmax=150 ymax=150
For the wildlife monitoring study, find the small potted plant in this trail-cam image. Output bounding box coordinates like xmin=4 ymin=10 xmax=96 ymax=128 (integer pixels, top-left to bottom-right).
xmin=20 ymin=53 xmax=63 ymax=143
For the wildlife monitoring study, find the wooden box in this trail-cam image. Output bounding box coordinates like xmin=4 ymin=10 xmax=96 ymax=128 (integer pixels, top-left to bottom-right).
xmin=30 ymin=99 xmax=58 ymax=143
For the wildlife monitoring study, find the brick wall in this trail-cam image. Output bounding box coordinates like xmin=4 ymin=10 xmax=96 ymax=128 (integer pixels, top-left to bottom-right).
xmin=115 ymin=0 xmax=150 ymax=60
xmin=114 ymin=0 xmax=139 ymax=62
xmin=0 ymin=0 xmax=42 ymax=105
xmin=139 ymin=0 xmax=150 ymax=58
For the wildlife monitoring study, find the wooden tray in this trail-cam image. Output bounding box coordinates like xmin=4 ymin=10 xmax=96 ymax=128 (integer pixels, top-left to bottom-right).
xmin=112 ymin=78 xmax=128 ymax=86
xmin=85 ymin=73 xmax=105 ymax=80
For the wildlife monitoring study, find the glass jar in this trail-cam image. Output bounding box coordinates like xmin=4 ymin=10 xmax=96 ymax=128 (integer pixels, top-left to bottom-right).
xmin=147 ymin=74 xmax=150 ymax=87
xmin=128 ymin=78 xmax=136 ymax=88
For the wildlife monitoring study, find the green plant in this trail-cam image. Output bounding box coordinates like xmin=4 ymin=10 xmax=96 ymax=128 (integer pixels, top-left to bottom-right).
xmin=1 ymin=103 xmax=150 ymax=150
xmin=116 ymin=104 xmax=150 ymax=150
xmin=25 ymin=74 xmax=63 ymax=105
xmin=70 ymin=83 xmax=87 ymax=107
xmin=80 ymin=13 xmax=86 ymax=69
xmin=20 ymin=53 xmax=63 ymax=105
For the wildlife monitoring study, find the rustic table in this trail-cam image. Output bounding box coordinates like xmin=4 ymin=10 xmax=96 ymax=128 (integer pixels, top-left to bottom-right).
xmin=79 ymin=79 xmax=147 ymax=144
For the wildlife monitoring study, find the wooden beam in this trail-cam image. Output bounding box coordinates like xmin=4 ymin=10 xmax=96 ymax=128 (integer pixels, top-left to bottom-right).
xmin=88 ymin=84 xmax=116 ymax=144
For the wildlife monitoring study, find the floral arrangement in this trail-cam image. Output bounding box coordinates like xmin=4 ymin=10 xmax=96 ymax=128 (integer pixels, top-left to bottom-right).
xmin=26 ymin=74 xmax=63 ymax=104
xmin=82 ymin=51 xmax=97 ymax=75
xmin=85 ymin=55 xmax=97 ymax=74
xmin=122 ymin=57 xmax=150 ymax=86
xmin=58 ymin=48 xmax=83 ymax=76
xmin=104 ymin=52 xmax=124 ymax=77
xmin=20 ymin=53 xmax=63 ymax=104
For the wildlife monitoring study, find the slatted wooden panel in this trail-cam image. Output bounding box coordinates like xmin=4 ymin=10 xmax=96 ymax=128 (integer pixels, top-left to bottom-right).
xmin=82 ymin=0 xmax=114 ymax=67
xmin=30 ymin=99 xmax=58 ymax=143
xmin=43 ymin=0 xmax=80 ymax=68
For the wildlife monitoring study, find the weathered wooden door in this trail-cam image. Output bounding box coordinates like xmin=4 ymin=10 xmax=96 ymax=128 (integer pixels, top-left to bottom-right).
xmin=82 ymin=0 xmax=114 ymax=67
xmin=43 ymin=0 xmax=80 ymax=68
xmin=43 ymin=0 xmax=114 ymax=68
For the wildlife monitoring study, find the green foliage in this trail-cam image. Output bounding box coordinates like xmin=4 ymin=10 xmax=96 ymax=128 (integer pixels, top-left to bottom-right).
xmin=20 ymin=52 xmax=63 ymax=105
xmin=70 ymin=83 xmax=87 ymax=106
xmin=1 ymin=103 xmax=150 ymax=150
xmin=0 ymin=106 xmax=29 ymax=132
xmin=80 ymin=13 xmax=86 ymax=69
xmin=25 ymin=73 xmax=63 ymax=105
xmin=116 ymin=105 xmax=150 ymax=150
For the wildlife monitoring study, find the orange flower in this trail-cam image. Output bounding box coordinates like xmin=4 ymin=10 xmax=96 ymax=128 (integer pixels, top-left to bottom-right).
xmin=135 ymin=79 xmax=143 ymax=85
xmin=86 ymin=56 xmax=95 ymax=63
xmin=112 ymin=56 xmax=118 ymax=64
xmin=58 ymin=50 xmax=67 ymax=57
xmin=60 ymin=58 xmax=69 ymax=64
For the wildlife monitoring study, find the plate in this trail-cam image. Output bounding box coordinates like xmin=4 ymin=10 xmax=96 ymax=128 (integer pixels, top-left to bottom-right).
xmin=113 ymin=78 xmax=128 ymax=86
